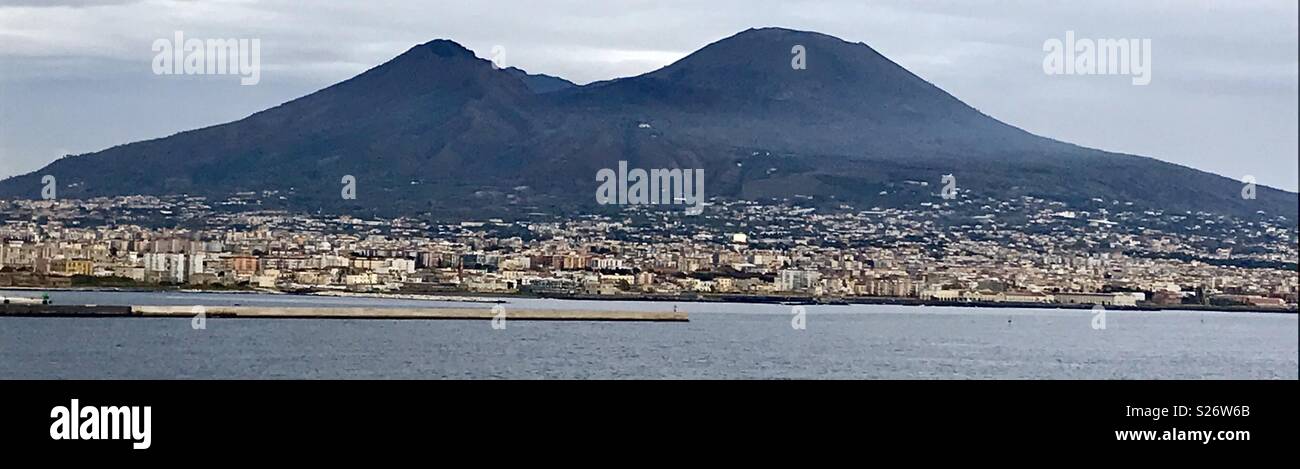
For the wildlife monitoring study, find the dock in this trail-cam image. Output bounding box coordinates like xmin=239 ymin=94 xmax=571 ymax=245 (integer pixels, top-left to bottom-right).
xmin=0 ymin=304 xmax=688 ymax=322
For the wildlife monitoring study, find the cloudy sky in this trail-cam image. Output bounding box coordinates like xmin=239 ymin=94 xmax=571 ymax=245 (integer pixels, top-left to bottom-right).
xmin=1 ymin=0 xmax=1296 ymax=191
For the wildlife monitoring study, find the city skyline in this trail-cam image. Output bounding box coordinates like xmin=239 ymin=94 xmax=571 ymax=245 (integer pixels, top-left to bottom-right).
xmin=2 ymin=192 xmax=1295 ymax=311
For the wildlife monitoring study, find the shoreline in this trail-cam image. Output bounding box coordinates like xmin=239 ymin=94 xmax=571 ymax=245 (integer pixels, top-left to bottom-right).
xmin=526 ymin=292 xmax=1298 ymax=315
xmin=2 ymin=285 xmax=1295 ymax=315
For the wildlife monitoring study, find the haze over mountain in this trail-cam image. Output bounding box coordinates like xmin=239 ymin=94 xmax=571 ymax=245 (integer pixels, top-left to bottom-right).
xmin=1 ymin=27 xmax=1294 ymax=222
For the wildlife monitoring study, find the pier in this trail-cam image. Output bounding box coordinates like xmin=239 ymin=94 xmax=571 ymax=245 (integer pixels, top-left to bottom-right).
xmin=0 ymin=304 xmax=688 ymax=322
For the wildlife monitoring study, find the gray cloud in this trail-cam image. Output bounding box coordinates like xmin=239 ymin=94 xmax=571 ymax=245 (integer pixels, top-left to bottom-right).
xmin=0 ymin=0 xmax=1296 ymax=191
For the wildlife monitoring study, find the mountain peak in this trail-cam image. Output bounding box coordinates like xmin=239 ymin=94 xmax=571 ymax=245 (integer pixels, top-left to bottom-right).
xmin=647 ymin=26 xmax=894 ymax=84
xmin=583 ymin=25 xmax=964 ymax=124
xmin=732 ymin=26 xmax=852 ymax=41
xmin=412 ymin=38 xmax=476 ymax=58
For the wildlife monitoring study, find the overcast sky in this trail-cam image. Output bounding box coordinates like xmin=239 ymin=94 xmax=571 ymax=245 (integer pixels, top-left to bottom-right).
xmin=1 ymin=0 xmax=1296 ymax=191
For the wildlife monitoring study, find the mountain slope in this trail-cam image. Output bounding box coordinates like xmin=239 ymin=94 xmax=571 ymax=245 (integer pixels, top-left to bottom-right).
xmin=0 ymin=27 xmax=1294 ymax=222
xmin=503 ymin=67 xmax=576 ymax=94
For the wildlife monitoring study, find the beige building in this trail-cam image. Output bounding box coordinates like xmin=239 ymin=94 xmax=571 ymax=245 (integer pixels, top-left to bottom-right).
xmin=51 ymin=258 xmax=94 ymax=276
xmin=1054 ymin=292 xmax=1138 ymax=307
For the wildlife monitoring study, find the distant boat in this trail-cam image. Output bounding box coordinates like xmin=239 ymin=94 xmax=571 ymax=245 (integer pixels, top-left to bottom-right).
xmin=1 ymin=294 xmax=52 ymax=305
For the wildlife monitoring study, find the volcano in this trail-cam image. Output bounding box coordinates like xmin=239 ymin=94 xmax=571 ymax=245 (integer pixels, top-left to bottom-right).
xmin=1 ymin=27 xmax=1294 ymax=221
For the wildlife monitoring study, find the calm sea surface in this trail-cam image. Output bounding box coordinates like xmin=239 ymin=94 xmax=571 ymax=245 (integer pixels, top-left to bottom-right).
xmin=1 ymin=290 xmax=1295 ymax=379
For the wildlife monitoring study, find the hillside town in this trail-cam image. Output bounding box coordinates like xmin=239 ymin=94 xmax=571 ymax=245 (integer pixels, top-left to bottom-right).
xmin=0 ymin=193 xmax=1295 ymax=310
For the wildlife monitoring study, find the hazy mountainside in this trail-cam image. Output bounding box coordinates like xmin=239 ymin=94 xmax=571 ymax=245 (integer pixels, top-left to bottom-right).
xmin=1 ymin=27 xmax=1294 ymax=222
xmin=502 ymin=67 xmax=576 ymax=94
